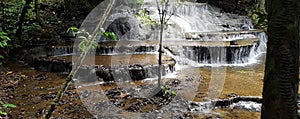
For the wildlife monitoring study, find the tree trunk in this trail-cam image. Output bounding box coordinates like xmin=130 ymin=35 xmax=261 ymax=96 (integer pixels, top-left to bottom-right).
xmin=35 ymin=0 xmax=40 ymax=22
xmin=16 ymin=0 xmax=34 ymax=41
xmin=157 ymin=10 xmax=165 ymax=89
xmin=261 ymin=0 xmax=300 ymax=119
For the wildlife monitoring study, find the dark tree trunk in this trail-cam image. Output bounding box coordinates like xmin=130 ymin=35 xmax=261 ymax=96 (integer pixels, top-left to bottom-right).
xmin=16 ymin=0 xmax=34 ymax=41
xmin=261 ymin=0 xmax=300 ymax=119
xmin=35 ymin=0 xmax=40 ymax=22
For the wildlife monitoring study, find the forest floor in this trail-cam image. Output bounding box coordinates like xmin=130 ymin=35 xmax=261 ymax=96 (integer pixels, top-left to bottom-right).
xmin=1 ymin=61 xmax=298 ymax=118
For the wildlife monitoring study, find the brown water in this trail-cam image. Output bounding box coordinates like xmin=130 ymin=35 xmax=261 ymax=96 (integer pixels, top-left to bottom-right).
xmin=4 ymin=63 xmax=92 ymax=118
xmin=4 ymin=54 xmax=288 ymax=118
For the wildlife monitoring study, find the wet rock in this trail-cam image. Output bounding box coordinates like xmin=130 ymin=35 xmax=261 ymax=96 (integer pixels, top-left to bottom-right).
xmin=33 ymin=57 xmax=72 ymax=72
xmin=33 ymin=56 xmax=175 ymax=81
xmin=105 ymin=17 xmax=131 ymax=39
xmin=95 ymin=66 xmax=114 ymax=82
xmin=227 ymin=93 xmax=238 ymax=97
xmin=197 ymin=0 xmax=207 ymax=3
xmin=34 ymin=108 xmax=46 ymax=117
xmin=95 ymin=45 xmax=157 ymax=54
xmin=40 ymin=92 xmax=56 ymax=101
xmin=48 ymin=46 xmax=73 ymax=56
xmin=126 ymin=105 xmax=139 ymax=112
xmin=106 ymin=88 xmax=122 ymax=99
xmin=175 ymin=112 xmax=194 ymax=119
xmin=129 ymin=64 xmax=146 ymax=80
xmin=113 ymin=100 xmax=125 ymax=107
xmin=190 ymin=96 xmax=262 ymax=111
xmin=94 ymin=64 xmax=175 ymax=82
xmin=165 ymin=79 xmax=181 ymax=87
xmin=34 ymin=73 xmax=48 ymax=81
xmin=65 ymin=90 xmax=77 ymax=99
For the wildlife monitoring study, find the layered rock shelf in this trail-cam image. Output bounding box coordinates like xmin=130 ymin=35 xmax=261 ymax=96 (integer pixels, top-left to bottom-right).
xmin=98 ymin=39 xmax=260 ymax=47
xmin=76 ymin=63 xmax=175 ymax=82
xmin=33 ymin=54 xmax=176 ymax=82
xmin=185 ymin=30 xmax=264 ymax=40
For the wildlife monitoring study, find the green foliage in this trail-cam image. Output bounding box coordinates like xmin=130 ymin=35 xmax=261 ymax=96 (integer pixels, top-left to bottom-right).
xmin=23 ymin=23 xmax=42 ymax=40
xmin=130 ymin=0 xmax=144 ymax=7
xmin=135 ymin=9 xmax=157 ymax=26
xmin=1 ymin=0 xmax=24 ymax=32
xmin=0 ymin=101 xmax=16 ymax=116
xmin=237 ymin=70 xmax=247 ymax=74
xmin=39 ymin=1 xmax=64 ymax=24
xmin=63 ymin=0 xmax=101 ymax=19
xmin=0 ymin=32 xmax=10 ymax=48
xmin=74 ymin=27 xmax=119 ymax=52
xmin=67 ymin=26 xmax=79 ymax=37
xmin=246 ymin=7 xmax=267 ymax=28
xmin=2 ymin=103 xmax=16 ymax=108
xmin=77 ymin=30 xmax=98 ymax=52
xmin=102 ymin=31 xmax=119 ymax=41
xmin=171 ymin=90 xmax=176 ymax=96
xmin=135 ymin=0 xmax=144 ymax=5
xmin=0 ymin=31 xmax=11 ymax=65
xmin=0 ymin=111 xmax=7 ymax=116
xmin=1 ymin=0 xmax=43 ymax=46
xmin=162 ymin=85 xmax=176 ymax=97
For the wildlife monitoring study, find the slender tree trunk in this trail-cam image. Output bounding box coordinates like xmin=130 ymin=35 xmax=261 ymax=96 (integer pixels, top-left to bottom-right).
xmin=16 ymin=0 xmax=34 ymax=41
xmin=158 ymin=13 xmax=164 ymax=89
xmin=261 ymin=0 xmax=300 ymax=119
xmin=35 ymin=0 xmax=40 ymax=22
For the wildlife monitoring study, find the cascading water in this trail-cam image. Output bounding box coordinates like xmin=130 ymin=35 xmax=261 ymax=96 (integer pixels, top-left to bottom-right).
xmin=161 ymin=2 xmax=266 ymax=66
xmin=95 ymin=1 xmax=267 ymax=66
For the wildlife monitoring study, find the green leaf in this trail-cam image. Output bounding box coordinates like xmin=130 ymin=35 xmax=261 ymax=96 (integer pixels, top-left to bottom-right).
xmin=3 ymin=103 xmax=16 ymax=108
xmin=257 ymin=17 xmax=266 ymax=25
xmin=78 ymin=41 xmax=86 ymax=52
xmin=67 ymin=26 xmax=78 ymax=33
xmin=237 ymin=70 xmax=247 ymax=74
xmin=162 ymin=86 xmax=167 ymax=94
xmin=110 ymin=32 xmax=116 ymax=40
xmin=171 ymin=90 xmax=176 ymax=96
xmin=82 ymin=38 xmax=89 ymax=43
xmin=0 ymin=110 xmax=7 ymax=116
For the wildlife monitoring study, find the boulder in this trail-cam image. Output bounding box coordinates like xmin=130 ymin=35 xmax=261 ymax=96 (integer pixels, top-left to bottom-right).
xmin=106 ymin=17 xmax=131 ymax=38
